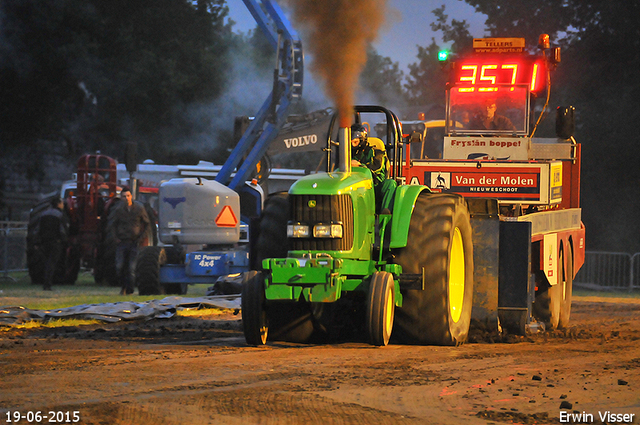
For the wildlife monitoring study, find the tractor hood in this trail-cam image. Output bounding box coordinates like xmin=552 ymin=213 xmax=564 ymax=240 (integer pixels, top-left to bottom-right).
xmin=286 ymin=166 xmax=376 ymax=260
xmin=289 ymin=167 xmax=373 ymax=196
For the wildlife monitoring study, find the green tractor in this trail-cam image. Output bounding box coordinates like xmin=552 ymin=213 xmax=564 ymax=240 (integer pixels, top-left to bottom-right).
xmin=243 ymin=105 xmax=474 ymax=346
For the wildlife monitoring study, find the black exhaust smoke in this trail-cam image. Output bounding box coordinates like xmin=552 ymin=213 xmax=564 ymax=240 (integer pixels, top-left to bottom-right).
xmin=283 ymin=0 xmax=386 ymax=127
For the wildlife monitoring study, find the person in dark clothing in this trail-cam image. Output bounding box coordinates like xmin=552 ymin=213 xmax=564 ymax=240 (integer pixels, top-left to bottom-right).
xmin=350 ymin=124 xmax=396 ymax=212
xmin=350 ymin=124 xmax=388 ymax=186
xmin=38 ymin=198 xmax=68 ymax=290
xmin=471 ymin=100 xmax=516 ymax=131
xmin=113 ymin=187 xmax=150 ymax=295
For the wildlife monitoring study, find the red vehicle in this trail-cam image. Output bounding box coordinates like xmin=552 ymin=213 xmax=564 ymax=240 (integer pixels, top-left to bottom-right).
xmin=28 ymin=154 xmax=153 ymax=286
xmin=67 ymin=154 xmax=121 ymax=285
xmin=402 ymin=35 xmax=584 ymax=331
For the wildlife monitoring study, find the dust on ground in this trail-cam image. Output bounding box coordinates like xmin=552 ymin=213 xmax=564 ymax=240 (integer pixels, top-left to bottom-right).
xmin=1 ymin=297 xmax=639 ymax=424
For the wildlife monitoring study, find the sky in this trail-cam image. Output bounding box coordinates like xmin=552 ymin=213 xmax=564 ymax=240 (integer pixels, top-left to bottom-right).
xmin=225 ymin=0 xmax=488 ymax=74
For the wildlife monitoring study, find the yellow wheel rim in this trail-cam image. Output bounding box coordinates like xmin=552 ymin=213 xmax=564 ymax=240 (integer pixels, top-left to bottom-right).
xmin=384 ymin=285 xmax=394 ymax=337
xmin=259 ymin=325 xmax=268 ymax=345
xmin=259 ymin=311 xmax=268 ymax=345
xmin=449 ymin=227 xmax=465 ymax=323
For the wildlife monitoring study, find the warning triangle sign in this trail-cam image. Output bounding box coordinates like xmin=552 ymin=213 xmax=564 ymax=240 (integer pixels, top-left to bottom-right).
xmin=215 ymin=205 xmax=238 ymax=227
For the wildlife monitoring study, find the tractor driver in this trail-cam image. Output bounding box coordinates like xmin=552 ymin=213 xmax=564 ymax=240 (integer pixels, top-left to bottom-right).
xmin=350 ymin=124 xmax=387 ymax=186
xmin=471 ymin=99 xmax=516 ymax=132
xmin=350 ymin=124 xmax=396 ymax=212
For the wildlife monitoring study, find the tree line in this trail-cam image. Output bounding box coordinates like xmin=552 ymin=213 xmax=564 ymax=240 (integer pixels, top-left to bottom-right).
xmin=1 ymin=0 xmax=638 ymax=252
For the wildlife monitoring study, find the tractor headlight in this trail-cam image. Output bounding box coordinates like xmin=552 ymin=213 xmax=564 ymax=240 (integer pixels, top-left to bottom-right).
xmin=313 ymin=223 xmax=343 ymax=238
xmin=287 ymin=223 xmax=310 ymax=238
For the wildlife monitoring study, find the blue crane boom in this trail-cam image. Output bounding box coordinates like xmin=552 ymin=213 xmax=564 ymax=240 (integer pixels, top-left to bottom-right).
xmin=215 ymin=0 xmax=303 ymax=191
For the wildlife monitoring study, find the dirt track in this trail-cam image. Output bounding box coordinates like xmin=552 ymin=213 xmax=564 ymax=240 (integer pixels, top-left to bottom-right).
xmin=1 ymin=297 xmax=639 ymax=425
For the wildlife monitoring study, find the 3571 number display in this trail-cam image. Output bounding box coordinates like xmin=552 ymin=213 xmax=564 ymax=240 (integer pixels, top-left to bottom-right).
xmin=455 ymin=59 xmax=546 ymax=92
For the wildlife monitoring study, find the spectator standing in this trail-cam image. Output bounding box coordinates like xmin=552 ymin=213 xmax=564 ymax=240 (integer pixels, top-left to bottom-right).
xmin=38 ymin=198 xmax=68 ymax=290
xmin=112 ymin=187 xmax=150 ymax=295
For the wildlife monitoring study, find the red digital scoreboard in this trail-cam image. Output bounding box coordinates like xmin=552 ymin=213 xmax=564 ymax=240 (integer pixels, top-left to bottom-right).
xmin=444 ymin=37 xmax=553 ymax=135
xmin=453 ymin=37 xmax=547 ymax=94
xmin=454 ymin=58 xmax=547 ymax=93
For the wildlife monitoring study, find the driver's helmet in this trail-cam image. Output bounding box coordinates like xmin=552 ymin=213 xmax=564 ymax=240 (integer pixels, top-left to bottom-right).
xmin=351 ymin=124 xmax=368 ymax=147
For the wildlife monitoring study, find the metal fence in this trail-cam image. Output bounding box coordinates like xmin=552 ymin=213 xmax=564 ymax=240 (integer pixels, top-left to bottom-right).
xmin=0 ymin=221 xmax=28 ymax=281
xmin=574 ymin=251 xmax=640 ymax=291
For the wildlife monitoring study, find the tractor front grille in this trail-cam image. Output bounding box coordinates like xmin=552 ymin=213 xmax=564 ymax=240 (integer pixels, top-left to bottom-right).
xmin=290 ymin=194 xmax=354 ymax=251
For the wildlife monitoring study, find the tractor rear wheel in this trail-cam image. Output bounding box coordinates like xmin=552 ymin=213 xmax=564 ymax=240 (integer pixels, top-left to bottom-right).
xmin=136 ymin=246 xmax=166 ymax=295
xmin=367 ymin=271 xmax=395 ymax=346
xmin=394 ymin=192 xmax=474 ymax=346
xmin=559 ymin=247 xmax=573 ymax=328
xmin=251 ymin=192 xmax=290 ymax=270
xmin=95 ymin=200 xmax=120 ymax=286
xmin=64 ymin=243 xmax=81 ymax=285
xmin=249 ymin=192 xmax=314 ymax=343
xmin=265 ymin=302 xmax=316 ymax=342
xmin=26 ymin=198 xmax=55 ymax=285
xmin=241 ymin=271 xmax=268 ymax=346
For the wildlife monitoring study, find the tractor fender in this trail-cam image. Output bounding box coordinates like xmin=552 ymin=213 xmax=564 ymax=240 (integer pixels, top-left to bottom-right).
xmin=389 ymin=185 xmax=430 ymax=249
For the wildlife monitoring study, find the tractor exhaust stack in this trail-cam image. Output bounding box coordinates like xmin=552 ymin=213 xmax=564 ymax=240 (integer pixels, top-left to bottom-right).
xmin=339 ymin=116 xmax=351 ymax=175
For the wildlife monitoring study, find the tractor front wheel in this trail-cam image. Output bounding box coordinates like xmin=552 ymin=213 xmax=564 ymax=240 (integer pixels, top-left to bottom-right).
xmin=367 ymin=271 xmax=395 ymax=346
xmin=241 ymin=271 xmax=268 ymax=346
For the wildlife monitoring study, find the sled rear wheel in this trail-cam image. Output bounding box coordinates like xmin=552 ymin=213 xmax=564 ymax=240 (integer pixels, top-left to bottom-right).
xmin=559 ymin=247 xmax=573 ymax=328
